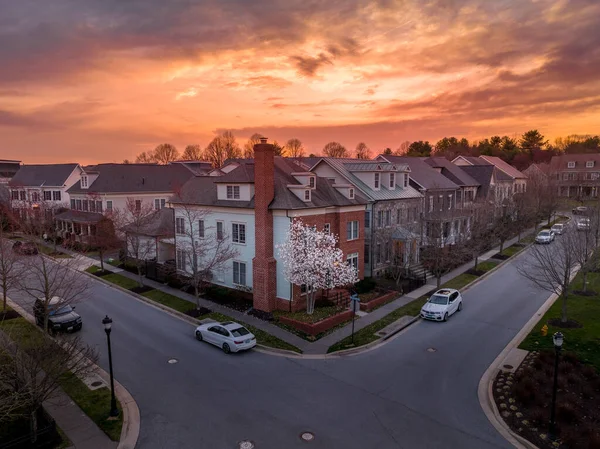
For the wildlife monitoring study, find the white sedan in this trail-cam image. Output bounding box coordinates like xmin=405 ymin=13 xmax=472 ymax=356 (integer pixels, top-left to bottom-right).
xmin=535 ymin=229 xmax=555 ymax=244
xmin=420 ymin=288 xmax=463 ymax=322
xmin=194 ymin=321 xmax=257 ymax=354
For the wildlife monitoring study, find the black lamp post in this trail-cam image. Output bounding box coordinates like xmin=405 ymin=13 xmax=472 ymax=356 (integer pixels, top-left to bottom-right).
xmin=102 ymin=315 xmax=119 ymax=418
xmin=549 ymin=331 xmax=564 ymax=439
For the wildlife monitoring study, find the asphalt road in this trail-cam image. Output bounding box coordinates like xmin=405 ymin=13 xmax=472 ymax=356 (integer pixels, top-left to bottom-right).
xmin=9 ymin=246 xmax=552 ymax=449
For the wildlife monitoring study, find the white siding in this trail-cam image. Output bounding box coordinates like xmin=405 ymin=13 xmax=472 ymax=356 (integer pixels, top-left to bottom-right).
xmin=312 ymin=164 xmax=341 ymax=183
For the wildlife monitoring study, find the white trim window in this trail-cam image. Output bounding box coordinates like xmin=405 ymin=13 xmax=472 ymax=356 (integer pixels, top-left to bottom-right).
xmin=304 ymin=189 xmax=311 ymax=201
xmin=347 ymin=253 xmax=359 ymax=271
xmin=226 ymin=185 xmax=240 ymax=199
xmin=429 ymin=196 xmax=434 ymax=212
xmin=347 ymin=220 xmax=359 ymax=241
xmin=567 ymin=161 xmax=576 ymax=168
xmin=176 ymin=249 xmax=186 ymax=271
xmin=43 ymin=191 xmax=52 ymax=201
xmin=349 ymin=188 xmax=355 ymax=199
xmin=374 ymin=173 xmax=380 ymax=189
xmin=232 ymin=223 xmax=246 ymax=244
xmin=216 ymin=221 xmax=224 ymax=241
xmin=403 ymin=174 xmax=409 ymax=188
xmin=385 ymin=210 xmax=391 ymax=226
xmin=586 ymin=161 xmax=594 ymax=168
xmin=154 ymin=198 xmax=166 ymax=210
xmin=309 ymin=177 xmax=315 ymax=188
xmin=389 ymin=173 xmax=395 ymax=189
xmin=106 ymin=200 xmax=113 ymax=212
xmin=81 ymin=176 xmax=88 ymax=188
xmin=135 ymin=200 xmax=141 ymax=212
xmin=52 ymin=191 xmax=61 ymax=201
xmin=175 ymin=217 xmax=185 ymax=235
xmin=233 ymin=261 xmax=247 ymax=286
xmin=324 ymin=223 xmax=330 ymax=234
xmin=198 ymin=220 xmax=205 ymax=238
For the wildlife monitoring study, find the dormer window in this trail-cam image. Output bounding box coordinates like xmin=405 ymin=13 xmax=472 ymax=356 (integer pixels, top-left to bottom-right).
xmin=389 ymin=173 xmax=395 ymax=189
xmin=309 ymin=177 xmax=315 ymax=188
xmin=81 ymin=176 xmax=88 ymax=188
xmin=349 ymin=188 xmax=355 ymax=199
xmin=403 ymin=174 xmax=409 ymax=188
xmin=304 ymin=190 xmax=311 ymax=201
xmin=586 ymin=161 xmax=594 ymax=168
xmin=374 ymin=173 xmax=380 ymax=189
xmin=567 ymin=161 xmax=576 ymax=168
xmin=226 ymin=185 xmax=240 ymax=199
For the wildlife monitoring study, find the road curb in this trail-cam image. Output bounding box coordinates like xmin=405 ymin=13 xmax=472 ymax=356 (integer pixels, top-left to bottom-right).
xmin=5 ymin=297 xmax=141 ymax=449
xmin=478 ymin=263 xmax=580 ymax=449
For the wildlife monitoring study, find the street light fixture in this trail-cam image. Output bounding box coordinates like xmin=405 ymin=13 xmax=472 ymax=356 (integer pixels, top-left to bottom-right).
xmin=549 ymin=331 xmax=564 ymax=439
xmin=102 ymin=315 xmax=119 ymax=418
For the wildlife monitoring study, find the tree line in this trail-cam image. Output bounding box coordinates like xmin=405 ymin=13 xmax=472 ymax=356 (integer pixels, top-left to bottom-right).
xmin=126 ymin=130 xmax=600 ymax=169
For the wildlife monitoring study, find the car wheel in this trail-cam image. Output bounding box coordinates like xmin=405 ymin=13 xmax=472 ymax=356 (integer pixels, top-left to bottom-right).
xmin=195 ymin=330 xmax=203 ymax=341
xmin=458 ymin=301 xmax=463 ymax=312
xmin=222 ymin=343 xmax=231 ymax=354
xmin=443 ymin=312 xmax=448 ymax=322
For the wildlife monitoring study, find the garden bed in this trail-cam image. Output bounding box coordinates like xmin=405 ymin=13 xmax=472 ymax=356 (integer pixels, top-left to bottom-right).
xmin=359 ymin=291 xmax=397 ymax=312
xmin=277 ymin=309 xmax=353 ymax=337
xmin=203 ymin=285 xmax=253 ymax=313
xmin=493 ymin=351 xmax=600 ymax=449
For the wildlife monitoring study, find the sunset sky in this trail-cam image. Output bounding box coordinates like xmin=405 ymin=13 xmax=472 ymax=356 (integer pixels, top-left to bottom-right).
xmin=1 ymin=0 xmax=599 ymax=164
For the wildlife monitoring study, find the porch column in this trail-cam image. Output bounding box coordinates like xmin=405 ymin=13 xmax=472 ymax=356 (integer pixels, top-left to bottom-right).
xmin=87 ymin=224 xmax=91 ymax=236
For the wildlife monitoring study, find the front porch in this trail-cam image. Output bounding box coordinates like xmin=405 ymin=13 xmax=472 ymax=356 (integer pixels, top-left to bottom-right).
xmin=54 ymin=210 xmax=105 ymax=245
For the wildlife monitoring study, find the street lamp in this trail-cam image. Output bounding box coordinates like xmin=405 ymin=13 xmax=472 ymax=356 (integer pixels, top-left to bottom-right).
xmin=549 ymin=331 xmax=564 ymax=439
xmin=102 ymin=315 xmax=119 ymax=418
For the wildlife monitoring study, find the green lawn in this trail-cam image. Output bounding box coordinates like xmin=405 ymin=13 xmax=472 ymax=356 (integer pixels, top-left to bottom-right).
xmin=327 ymin=271 xmax=483 ymax=353
xmin=142 ymin=289 xmax=194 ymax=314
xmin=0 ymin=311 xmax=124 ymax=441
xmin=501 ymin=244 xmax=524 ymax=257
xmin=520 ymin=271 xmax=600 ymax=371
xmin=476 ymin=261 xmax=499 ymax=273
xmin=101 ymin=273 xmax=139 ymax=290
xmin=38 ymin=244 xmax=71 ymax=258
xmin=59 ymin=373 xmax=123 ymax=441
xmin=107 ymin=259 xmax=122 ymax=267
xmin=85 ymin=265 xmax=100 ymax=274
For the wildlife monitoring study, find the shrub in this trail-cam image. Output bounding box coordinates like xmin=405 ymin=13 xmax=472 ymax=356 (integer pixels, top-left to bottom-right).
xmin=528 ymin=406 xmax=546 ymax=424
xmin=355 ymin=277 xmax=376 ymax=294
xmin=556 ymin=402 xmax=578 ymax=424
xmin=514 ymin=377 xmax=537 ymax=405
xmin=589 ymin=431 xmax=600 ymax=449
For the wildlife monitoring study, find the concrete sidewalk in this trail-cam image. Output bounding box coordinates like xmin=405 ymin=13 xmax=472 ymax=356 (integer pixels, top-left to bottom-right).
xmin=34 ymin=227 xmax=536 ymax=356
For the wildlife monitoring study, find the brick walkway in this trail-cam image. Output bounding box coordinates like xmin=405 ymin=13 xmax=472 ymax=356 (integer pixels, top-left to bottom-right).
xmin=35 ymin=227 xmax=539 ymax=355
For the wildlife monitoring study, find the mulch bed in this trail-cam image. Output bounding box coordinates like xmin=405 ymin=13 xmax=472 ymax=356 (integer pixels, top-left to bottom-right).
xmin=91 ymin=270 xmax=112 ymax=277
xmin=185 ymin=307 xmax=212 ymax=318
xmin=493 ymin=351 xmax=600 ymax=449
xmin=548 ymin=318 xmax=583 ymax=329
xmin=0 ymin=310 xmax=20 ymax=321
xmin=466 ymin=268 xmax=485 ymax=276
xmin=130 ymin=286 xmax=154 ymax=294
xmin=492 ymin=253 xmax=511 ymax=260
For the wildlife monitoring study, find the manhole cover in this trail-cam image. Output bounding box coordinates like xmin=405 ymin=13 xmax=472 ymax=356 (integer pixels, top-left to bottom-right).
xmin=91 ymin=381 xmax=103 ymax=387
xmin=238 ymin=441 xmax=255 ymax=449
xmin=300 ymin=432 xmax=315 ymax=442
xmin=503 ymin=364 xmax=514 ymax=370
xmin=167 ymin=358 xmax=178 ymax=364
xmin=427 ymin=347 xmax=437 ymax=353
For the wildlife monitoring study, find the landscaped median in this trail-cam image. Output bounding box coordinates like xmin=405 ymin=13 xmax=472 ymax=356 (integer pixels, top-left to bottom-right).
xmin=0 ymin=307 xmax=123 ymax=444
xmin=491 ymin=270 xmax=600 ymax=449
xmin=85 ymin=266 xmax=303 ymax=353
xmin=327 ymin=253 xmax=525 ymax=353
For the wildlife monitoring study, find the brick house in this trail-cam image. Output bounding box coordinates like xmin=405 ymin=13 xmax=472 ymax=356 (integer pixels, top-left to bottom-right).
xmin=170 ymin=141 xmax=367 ymax=312
xmin=310 ymin=157 xmax=422 ymax=278
xmin=549 ymin=154 xmax=600 ymax=198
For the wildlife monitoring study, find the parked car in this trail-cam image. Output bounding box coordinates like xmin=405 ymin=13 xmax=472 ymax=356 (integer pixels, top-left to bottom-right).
xmin=550 ymin=223 xmax=565 ymax=235
xmin=577 ymin=218 xmax=591 ymax=231
xmin=572 ymin=206 xmax=589 ymax=215
xmin=194 ymin=321 xmax=256 ymax=353
xmin=420 ymin=289 xmax=463 ymax=322
xmin=535 ymin=230 xmax=555 ymax=244
xmin=12 ymin=240 xmax=39 ymax=255
xmin=33 ymin=297 xmax=82 ymax=333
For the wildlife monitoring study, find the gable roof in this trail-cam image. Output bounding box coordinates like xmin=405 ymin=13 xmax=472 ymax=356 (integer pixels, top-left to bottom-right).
xmin=453 ymin=155 xmax=489 ymax=166
xmin=311 ymin=158 xmax=422 ymax=202
xmin=549 ymin=154 xmax=600 ymax=172
xmin=480 ymin=156 xmax=527 ymax=180
xmin=171 ymin=157 xmax=367 ymax=210
xmin=377 ymin=155 xmax=459 ymax=190
xmin=424 ymin=157 xmax=480 ymax=187
xmin=67 ymin=163 xmax=195 ymax=194
xmin=459 ymin=165 xmax=495 ymax=198
xmin=9 ymin=164 xmax=80 ymax=187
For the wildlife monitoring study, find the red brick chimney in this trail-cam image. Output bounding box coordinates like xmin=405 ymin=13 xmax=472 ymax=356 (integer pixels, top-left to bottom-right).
xmin=252 ymin=138 xmax=277 ymax=312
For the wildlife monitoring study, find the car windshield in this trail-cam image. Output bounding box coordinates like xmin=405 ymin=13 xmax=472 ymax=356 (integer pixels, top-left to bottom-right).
xmin=429 ymin=295 xmax=449 ymax=305
xmin=50 ymin=305 xmax=73 ymax=316
xmin=539 ymin=231 xmax=550 ymax=236
xmin=552 ymin=225 xmax=562 ymax=229
xmin=230 ymin=327 xmax=250 ymax=337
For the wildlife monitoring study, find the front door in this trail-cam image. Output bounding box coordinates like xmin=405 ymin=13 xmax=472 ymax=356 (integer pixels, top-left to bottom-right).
xmin=395 ymin=241 xmax=405 ymax=265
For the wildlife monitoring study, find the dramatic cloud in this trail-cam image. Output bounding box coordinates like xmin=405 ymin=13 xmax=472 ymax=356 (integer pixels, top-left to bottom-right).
xmin=1 ymin=0 xmax=599 ymax=162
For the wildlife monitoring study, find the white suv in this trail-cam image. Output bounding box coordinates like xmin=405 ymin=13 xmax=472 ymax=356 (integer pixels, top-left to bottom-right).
xmin=420 ymin=289 xmax=463 ymax=322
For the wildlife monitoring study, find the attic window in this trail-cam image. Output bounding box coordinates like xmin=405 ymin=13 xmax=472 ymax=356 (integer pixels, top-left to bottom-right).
xmin=567 ymin=161 xmax=576 ymax=168
xmin=403 ymin=174 xmax=409 ymax=188
xmin=349 ymin=188 xmax=355 ymax=199
xmin=586 ymin=161 xmax=594 ymax=168
xmin=309 ymin=177 xmax=315 ymax=188
xmin=226 ymin=185 xmax=240 ymax=199
xmin=374 ymin=173 xmax=380 ymax=189
xmin=304 ymin=189 xmax=311 ymax=201
xmin=81 ymin=176 xmax=88 ymax=188
xmin=389 ymin=173 xmax=395 ymax=189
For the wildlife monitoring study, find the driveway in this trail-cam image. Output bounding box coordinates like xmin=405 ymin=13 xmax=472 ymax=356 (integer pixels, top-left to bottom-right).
xmin=9 ymin=247 xmax=551 ymax=449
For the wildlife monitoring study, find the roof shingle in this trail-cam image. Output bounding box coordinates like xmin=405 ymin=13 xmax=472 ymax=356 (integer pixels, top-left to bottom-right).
xmin=9 ymin=164 xmax=79 ymax=187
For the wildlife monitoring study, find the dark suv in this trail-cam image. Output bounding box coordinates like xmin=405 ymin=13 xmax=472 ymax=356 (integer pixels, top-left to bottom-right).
xmin=12 ymin=240 xmax=39 ymax=255
xmin=33 ymin=299 xmax=82 ymax=333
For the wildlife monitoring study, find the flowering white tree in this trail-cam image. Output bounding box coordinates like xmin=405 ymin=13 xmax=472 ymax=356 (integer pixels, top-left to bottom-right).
xmin=277 ymin=219 xmax=358 ymax=314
